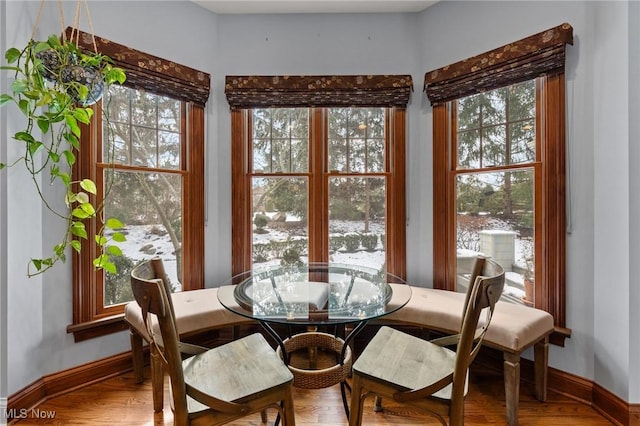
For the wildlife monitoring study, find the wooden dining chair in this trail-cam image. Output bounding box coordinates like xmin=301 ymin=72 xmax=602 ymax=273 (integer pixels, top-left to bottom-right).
xmin=348 ymin=256 xmax=505 ymax=426
xmin=130 ymin=257 xmax=296 ymax=426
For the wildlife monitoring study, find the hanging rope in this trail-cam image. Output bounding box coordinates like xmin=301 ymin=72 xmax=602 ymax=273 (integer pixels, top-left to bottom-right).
xmin=31 ymin=0 xmax=67 ymax=41
xmin=31 ymin=0 xmax=98 ymax=51
xmin=69 ymin=0 xmax=98 ymax=52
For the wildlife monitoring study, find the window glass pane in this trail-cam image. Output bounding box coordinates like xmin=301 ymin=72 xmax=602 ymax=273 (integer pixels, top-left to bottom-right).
xmin=508 ymin=80 xmax=536 ymax=121
xmin=454 ymin=170 xmax=534 ymax=305
xmin=457 ymin=129 xmax=480 ymax=169
xmin=481 ymin=88 xmax=507 ymax=126
xmin=457 ymin=94 xmax=480 ymax=131
xmin=328 ymin=108 xmax=386 ymax=173
xmin=104 ymin=87 xmax=182 ymax=170
xmin=509 ymin=119 xmax=536 ymax=164
xmin=252 ymin=108 xmax=309 ymax=173
xmin=252 ymin=177 xmax=309 ymax=269
xmin=481 ymin=125 xmax=506 ymax=167
xmin=132 ymin=128 xmax=157 ymax=167
xmin=329 ymin=177 xmax=386 ymax=272
xmin=103 ymin=170 xmax=183 ymax=306
xmin=457 ymin=80 xmax=535 ymax=169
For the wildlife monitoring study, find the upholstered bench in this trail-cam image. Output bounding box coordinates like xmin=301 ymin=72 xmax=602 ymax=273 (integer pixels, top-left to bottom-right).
xmin=377 ymin=285 xmax=554 ymax=426
xmin=124 ymin=287 xmax=256 ymax=411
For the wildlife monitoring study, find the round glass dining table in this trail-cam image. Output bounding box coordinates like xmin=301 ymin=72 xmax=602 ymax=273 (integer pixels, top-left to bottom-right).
xmin=217 ymin=262 xmax=411 ymax=418
xmin=217 ymin=262 xmax=411 ymax=326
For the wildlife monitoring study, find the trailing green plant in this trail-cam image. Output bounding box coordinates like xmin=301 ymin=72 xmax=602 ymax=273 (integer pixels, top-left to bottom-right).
xmin=0 ymin=34 xmax=127 ymax=276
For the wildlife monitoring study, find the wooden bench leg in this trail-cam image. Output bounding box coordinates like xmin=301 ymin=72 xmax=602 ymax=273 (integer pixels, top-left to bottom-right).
xmin=504 ymin=352 xmax=520 ymax=426
xmin=534 ymin=337 xmax=549 ymax=401
xmin=129 ymin=327 xmax=145 ymax=384
xmin=150 ymin=344 xmax=164 ymax=412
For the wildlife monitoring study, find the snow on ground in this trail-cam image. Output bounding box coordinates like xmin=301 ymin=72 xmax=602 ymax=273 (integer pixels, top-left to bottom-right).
xmin=118 ymin=225 xmax=181 ymax=289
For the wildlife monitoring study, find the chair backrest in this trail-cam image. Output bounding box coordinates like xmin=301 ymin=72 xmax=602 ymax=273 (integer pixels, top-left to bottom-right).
xmin=130 ymin=257 xmax=189 ymax=419
xmin=452 ymin=256 xmax=505 ymax=399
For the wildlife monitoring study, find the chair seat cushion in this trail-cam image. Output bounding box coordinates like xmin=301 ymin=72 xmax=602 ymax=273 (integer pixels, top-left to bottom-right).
xmin=184 ymin=333 xmax=294 ymax=413
xmin=382 ymin=287 xmax=554 ymax=352
xmin=352 ymin=326 xmax=465 ymax=400
xmin=124 ymin=288 xmax=254 ymax=342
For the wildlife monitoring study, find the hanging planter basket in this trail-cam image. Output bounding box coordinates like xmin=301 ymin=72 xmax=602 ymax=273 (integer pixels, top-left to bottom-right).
xmin=61 ymin=63 xmax=104 ymax=106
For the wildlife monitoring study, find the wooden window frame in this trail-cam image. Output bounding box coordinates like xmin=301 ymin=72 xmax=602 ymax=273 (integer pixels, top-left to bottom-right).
xmin=67 ymin=29 xmax=209 ymax=342
xmin=230 ymin=106 xmax=407 ymax=279
xmin=429 ymin=25 xmax=573 ymax=345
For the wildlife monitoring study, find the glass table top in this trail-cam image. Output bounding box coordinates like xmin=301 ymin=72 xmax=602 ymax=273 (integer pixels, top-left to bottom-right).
xmin=217 ymin=263 xmax=411 ymax=326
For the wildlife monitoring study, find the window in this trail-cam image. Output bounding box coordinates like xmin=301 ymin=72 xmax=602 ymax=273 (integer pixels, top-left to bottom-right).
xmin=225 ymin=75 xmax=411 ymax=279
xmin=68 ymin=29 xmax=209 ymax=341
xmin=427 ymin=23 xmax=573 ymax=344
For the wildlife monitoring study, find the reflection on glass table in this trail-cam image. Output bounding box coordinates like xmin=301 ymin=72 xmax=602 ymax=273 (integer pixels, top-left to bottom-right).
xmin=218 ymin=263 xmax=409 ymax=325
xmin=216 ymin=263 xmax=411 ymax=420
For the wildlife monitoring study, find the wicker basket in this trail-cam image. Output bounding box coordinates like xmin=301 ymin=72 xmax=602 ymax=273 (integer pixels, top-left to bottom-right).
xmin=276 ymin=332 xmax=352 ymax=389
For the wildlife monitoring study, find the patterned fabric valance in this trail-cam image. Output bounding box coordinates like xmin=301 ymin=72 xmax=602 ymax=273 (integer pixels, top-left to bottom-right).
xmin=66 ymin=27 xmax=211 ymax=105
xmin=424 ymin=23 xmax=573 ymax=105
xmin=225 ymin=75 xmax=413 ymax=109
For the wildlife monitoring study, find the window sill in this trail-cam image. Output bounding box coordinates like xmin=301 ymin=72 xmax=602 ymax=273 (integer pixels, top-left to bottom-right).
xmin=67 ymin=314 xmax=129 ymax=342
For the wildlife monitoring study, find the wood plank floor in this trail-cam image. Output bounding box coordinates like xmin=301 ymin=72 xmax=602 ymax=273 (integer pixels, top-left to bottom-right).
xmin=11 ymin=361 xmax=613 ymax=426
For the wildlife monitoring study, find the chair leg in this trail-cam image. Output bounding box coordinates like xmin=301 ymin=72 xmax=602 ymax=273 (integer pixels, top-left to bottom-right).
xmin=503 ymin=352 xmax=521 ymax=426
xmin=150 ymin=344 xmax=164 ymax=412
xmin=534 ymin=337 xmax=549 ymax=401
xmin=129 ymin=327 xmax=145 ymax=384
xmin=348 ymin=374 xmax=365 ymax=426
xmin=373 ymin=396 xmax=383 ymax=412
xmin=282 ymin=385 xmax=296 ymax=426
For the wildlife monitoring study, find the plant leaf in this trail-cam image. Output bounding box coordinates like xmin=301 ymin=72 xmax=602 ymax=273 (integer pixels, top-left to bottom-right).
xmin=0 ymin=94 xmax=13 ymax=106
xmin=18 ymin=99 xmax=30 ymax=115
xmin=80 ymin=179 xmax=97 ymax=194
xmin=111 ymin=232 xmax=126 ymax=242
xmin=72 ymin=108 xmax=92 ymax=125
xmin=36 ymin=92 xmax=52 ymax=107
xmin=70 ymin=240 xmax=82 ymax=253
xmin=71 ymin=221 xmax=88 ymax=239
xmin=79 ymin=202 xmax=96 ymax=216
xmin=107 ymin=245 xmax=123 ymax=256
xmin=65 ymin=114 xmax=81 ymax=137
xmin=14 ymin=131 xmax=35 ymax=143
xmin=58 ymin=172 xmax=70 ymax=186
xmin=95 ymin=235 xmax=108 ymax=246
xmin=72 ymin=207 xmax=91 ymax=219
xmin=100 ymin=260 xmax=117 ymax=274
xmin=23 ymin=90 xmax=40 ymax=100
xmin=36 ymin=118 xmax=50 ymax=134
xmin=63 ymin=150 xmax=76 ymax=167
xmin=28 ymin=141 xmax=44 ymax=156
xmin=105 ymin=217 xmax=125 ymax=229
xmin=5 ymin=47 xmax=21 ymax=63
xmin=31 ymin=258 xmax=42 ymax=271
xmin=11 ymin=79 xmax=28 ymax=93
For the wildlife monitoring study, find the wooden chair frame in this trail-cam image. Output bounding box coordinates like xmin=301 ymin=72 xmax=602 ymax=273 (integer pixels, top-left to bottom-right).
xmin=130 ymin=258 xmax=296 ymax=426
xmin=349 ymin=257 xmax=505 ymax=426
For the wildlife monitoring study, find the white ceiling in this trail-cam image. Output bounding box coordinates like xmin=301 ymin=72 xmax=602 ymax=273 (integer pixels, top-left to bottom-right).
xmin=191 ymin=0 xmax=438 ymax=14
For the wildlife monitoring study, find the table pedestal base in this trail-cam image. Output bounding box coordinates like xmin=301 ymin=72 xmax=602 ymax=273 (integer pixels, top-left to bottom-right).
xmin=275 ymin=331 xmax=352 ymax=389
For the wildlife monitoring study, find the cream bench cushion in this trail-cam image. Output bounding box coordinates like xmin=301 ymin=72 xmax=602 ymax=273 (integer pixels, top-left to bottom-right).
xmin=378 ymin=286 xmax=554 ymax=426
xmin=124 ymin=287 xmax=255 ymax=412
xmin=124 ymin=287 xmax=254 ymax=342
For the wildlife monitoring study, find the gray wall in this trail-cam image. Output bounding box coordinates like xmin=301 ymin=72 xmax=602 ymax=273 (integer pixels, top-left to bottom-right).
xmin=2 ymin=0 xmax=638 ymax=404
